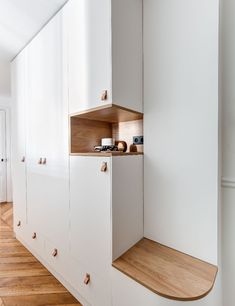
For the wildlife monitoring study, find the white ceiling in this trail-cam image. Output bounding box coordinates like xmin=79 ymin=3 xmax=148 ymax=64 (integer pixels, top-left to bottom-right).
xmin=0 ymin=0 xmax=68 ymax=61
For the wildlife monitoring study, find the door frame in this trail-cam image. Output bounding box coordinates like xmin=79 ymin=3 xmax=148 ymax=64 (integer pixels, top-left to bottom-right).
xmin=0 ymin=109 xmax=7 ymax=203
xmin=0 ymin=106 xmax=12 ymax=203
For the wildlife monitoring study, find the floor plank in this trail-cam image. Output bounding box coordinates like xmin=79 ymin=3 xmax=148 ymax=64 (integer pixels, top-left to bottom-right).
xmin=0 ymin=203 xmax=13 ymax=228
xmin=2 ymin=293 xmax=79 ymax=306
xmin=0 ymin=203 xmax=82 ymax=305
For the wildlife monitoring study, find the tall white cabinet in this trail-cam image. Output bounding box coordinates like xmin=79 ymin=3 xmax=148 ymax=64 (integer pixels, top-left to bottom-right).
xmin=26 ymin=11 xmax=70 ymax=252
xmin=65 ymin=0 xmax=143 ymax=114
xmin=11 ymin=49 xmax=27 ymax=235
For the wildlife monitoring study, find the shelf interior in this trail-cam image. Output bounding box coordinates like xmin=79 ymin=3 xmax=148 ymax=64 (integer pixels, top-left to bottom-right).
xmin=70 ymin=104 xmax=144 ymax=155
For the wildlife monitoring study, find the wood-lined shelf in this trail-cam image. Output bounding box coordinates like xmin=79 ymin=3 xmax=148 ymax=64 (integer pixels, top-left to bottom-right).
xmin=71 ymin=104 xmax=143 ymax=123
xmin=70 ymin=104 xmax=144 ymax=155
xmin=70 ymin=152 xmax=144 ymax=157
xmin=112 ymin=238 xmax=218 ymax=301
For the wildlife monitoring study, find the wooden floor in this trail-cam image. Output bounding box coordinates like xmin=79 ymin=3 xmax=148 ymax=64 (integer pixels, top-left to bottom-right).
xmin=0 ymin=202 xmax=82 ymax=306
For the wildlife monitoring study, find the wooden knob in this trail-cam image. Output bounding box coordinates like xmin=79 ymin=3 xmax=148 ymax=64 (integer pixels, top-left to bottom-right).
xmin=38 ymin=158 xmax=42 ymax=164
xmin=52 ymin=249 xmax=58 ymax=257
xmin=42 ymin=158 xmax=47 ymax=165
xmin=101 ymin=90 xmax=108 ymax=101
xmin=17 ymin=221 xmax=21 ymax=227
xmin=101 ymin=162 xmax=107 ymax=172
xmin=84 ymin=273 xmax=90 ymax=285
xmin=21 ymin=156 xmax=25 ymax=162
xmin=32 ymin=232 xmax=37 ymax=239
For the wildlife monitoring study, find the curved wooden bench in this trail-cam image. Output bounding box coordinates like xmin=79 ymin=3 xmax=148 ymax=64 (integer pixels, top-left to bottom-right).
xmin=112 ymin=238 xmax=218 ymax=301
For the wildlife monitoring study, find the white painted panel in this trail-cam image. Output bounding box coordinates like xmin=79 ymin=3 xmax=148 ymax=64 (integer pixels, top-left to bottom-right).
xmin=111 ymin=268 xmax=222 ymax=306
xmin=11 ymin=51 xmax=27 ymax=227
xmin=111 ymin=0 xmax=143 ymax=112
xmin=69 ymin=257 xmax=112 ymax=306
xmin=112 ymin=155 xmax=144 ymax=260
xmin=144 ymin=0 xmax=219 ymax=264
xmin=222 ymin=0 xmax=235 ymax=178
xmin=65 ymin=0 xmax=112 ymax=114
xmin=26 ymin=12 xmax=69 ymax=251
xmin=221 ymin=1 xmax=235 ymax=304
xmin=70 ymin=156 xmax=111 ymax=275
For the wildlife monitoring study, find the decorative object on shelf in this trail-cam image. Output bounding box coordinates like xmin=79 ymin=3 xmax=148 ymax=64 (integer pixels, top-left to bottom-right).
xmin=130 ymin=144 xmax=137 ymax=152
xmin=94 ymin=145 xmax=118 ymax=152
xmin=38 ymin=158 xmax=42 ymax=164
xmin=115 ymin=140 xmax=127 ymax=152
xmin=101 ymin=138 xmax=114 ymax=146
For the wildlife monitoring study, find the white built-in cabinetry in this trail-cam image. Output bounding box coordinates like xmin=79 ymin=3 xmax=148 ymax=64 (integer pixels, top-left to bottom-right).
xmin=11 ymin=1 xmax=143 ymax=306
xmin=11 ymin=0 xmax=220 ymax=305
xmin=65 ymin=0 xmax=143 ymax=114
xmin=26 ymin=10 xmax=70 ymax=252
xmin=11 ymin=49 xmax=27 ymax=235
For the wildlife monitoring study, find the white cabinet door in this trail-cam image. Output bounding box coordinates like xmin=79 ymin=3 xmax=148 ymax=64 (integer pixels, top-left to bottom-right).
xmin=11 ymin=51 xmax=27 ymax=230
xmin=70 ymin=156 xmax=111 ymax=275
xmin=26 ymin=12 xmax=70 ymax=251
xmin=64 ymin=0 xmax=112 ymax=114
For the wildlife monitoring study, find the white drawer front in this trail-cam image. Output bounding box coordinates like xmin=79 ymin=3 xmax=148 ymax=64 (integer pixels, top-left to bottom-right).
xmin=44 ymin=239 xmax=70 ymax=282
xmin=23 ymin=226 xmax=45 ymax=259
xmin=69 ymin=258 xmax=111 ymax=306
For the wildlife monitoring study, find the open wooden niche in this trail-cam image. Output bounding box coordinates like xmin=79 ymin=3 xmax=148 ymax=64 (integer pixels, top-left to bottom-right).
xmin=70 ymin=104 xmax=144 ymax=156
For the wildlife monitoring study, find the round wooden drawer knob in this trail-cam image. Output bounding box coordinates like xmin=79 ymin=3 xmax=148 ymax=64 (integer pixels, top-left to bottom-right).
xmin=32 ymin=232 xmax=37 ymax=239
xmin=17 ymin=221 xmax=21 ymax=227
xmin=52 ymin=249 xmax=58 ymax=257
xmin=84 ymin=273 xmax=90 ymax=285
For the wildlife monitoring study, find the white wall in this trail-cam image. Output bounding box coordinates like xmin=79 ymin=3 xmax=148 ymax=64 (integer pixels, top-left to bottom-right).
xmin=0 ymin=61 xmax=11 ymax=97
xmin=221 ymin=0 xmax=235 ymax=305
xmin=144 ymin=0 xmax=220 ymax=265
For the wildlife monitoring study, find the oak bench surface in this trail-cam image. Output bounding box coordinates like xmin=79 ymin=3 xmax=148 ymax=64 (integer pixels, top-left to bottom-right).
xmin=112 ymin=238 xmax=218 ymax=301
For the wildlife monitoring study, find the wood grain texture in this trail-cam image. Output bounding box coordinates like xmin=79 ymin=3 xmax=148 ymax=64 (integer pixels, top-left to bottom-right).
xmin=71 ymin=104 xmax=143 ymax=123
xmin=0 ymin=204 xmax=13 ymax=228
xmin=70 ymin=106 xmax=144 ymax=155
xmin=71 ymin=117 xmax=112 ymax=153
xmin=0 ymin=203 xmax=82 ymax=306
xmin=112 ymin=238 xmax=218 ymax=301
xmin=70 ymin=152 xmax=143 ymax=157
